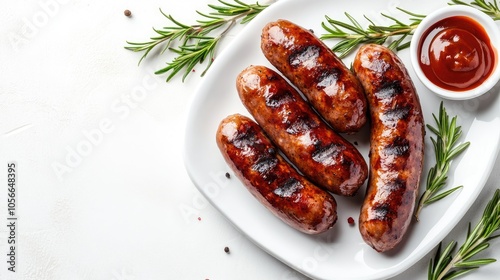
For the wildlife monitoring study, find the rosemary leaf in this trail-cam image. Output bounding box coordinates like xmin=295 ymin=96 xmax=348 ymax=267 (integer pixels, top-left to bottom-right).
xmin=435 ymin=241 xmax=457 ymax=274
xmin=454 ymin=258 xmax=496 ymax=267
xmin=486 ymin=233 xmax=500 ymax=242
xmin=425 ymin=186 xmax=463 ymax=205
xmin=461 ymin=242 xmax=490 ymax=261
xmin=442 ymin=268 xmax=477 ymax=280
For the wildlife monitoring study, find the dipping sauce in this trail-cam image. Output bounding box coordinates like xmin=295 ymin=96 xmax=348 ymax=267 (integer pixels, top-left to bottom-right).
xmin=418 ymin=16 xmax=496 ymax=91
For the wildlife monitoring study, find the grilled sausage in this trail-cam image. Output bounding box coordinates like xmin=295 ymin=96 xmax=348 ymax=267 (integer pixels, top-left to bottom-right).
xmin=216 ymin=114 xmax=337 ymax=234
xmin=236 ymin=65 xmax=368 ymax=196
xmin=261 ymin=19 xmax=367 ymax=134
xmin=353 ymin=44 xmax=425 ymax=252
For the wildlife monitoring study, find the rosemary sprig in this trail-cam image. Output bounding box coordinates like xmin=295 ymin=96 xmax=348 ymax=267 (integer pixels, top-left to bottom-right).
xmin=450 ymin=0 xmax=500 ymax=20
xmin=125 ymin=0 xmax=270 ymax=82
xmin=414 ymin=102 xmax=470 ymax=221
xmin=428 ymin=189 xmax=500 ymax=280
xmin=320 ymin=8 xmax=425 ymax=58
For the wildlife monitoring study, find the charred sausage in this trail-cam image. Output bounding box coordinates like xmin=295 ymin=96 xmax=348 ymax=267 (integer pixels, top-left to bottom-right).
xmin=236 ymin=65 xmax=367 ymax=196
xmin=261 ymin=19 xmax=367 ymax=134
xmin=216 ymin=114 xmax=337 ymax=234
xmin=353 ymin=44 xmax=425 ymax=252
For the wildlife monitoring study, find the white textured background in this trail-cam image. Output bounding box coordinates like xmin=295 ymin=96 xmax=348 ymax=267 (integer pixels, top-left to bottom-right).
xmin=0 ymin=0 xmax=499 ymax=279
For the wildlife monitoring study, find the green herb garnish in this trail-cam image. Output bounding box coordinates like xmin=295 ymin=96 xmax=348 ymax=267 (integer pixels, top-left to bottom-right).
xmin=414 ymin=102 xmax=470 ymax=221
xmin=125 ymin=0 xmax=270 ymax=82
xmin=320 ymin=8 xmax=425 ymax=58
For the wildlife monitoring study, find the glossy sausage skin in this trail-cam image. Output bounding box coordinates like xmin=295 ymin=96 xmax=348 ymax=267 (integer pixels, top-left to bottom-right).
xmin=236 ymin=65 xmax=368 ymax=196
xmin=261 ymin=19 xmax=367 ymax=134
xmin=353 ymin=44 xmax=425 ymax=252
xmin=216 ymin=114 xmax=337 ymax=234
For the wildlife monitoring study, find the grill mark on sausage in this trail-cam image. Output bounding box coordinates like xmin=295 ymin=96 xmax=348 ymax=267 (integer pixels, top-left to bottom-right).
xmin=252 ymin=155 xmax=279 ymax=183
xmin=387 ymin=178 xmax=406 ymax=192
xmin=274 ymin=178 xmax=302 ymax=197
xmin=381 ymin=105 xmax=411 ymax=124
xmin=232 ymin=126 xmax=258 ymax=149
xmin=312 ymin=143 xmax=345 ymax=165
xmin=285 ymin=114 xmax=319 ymax=134
xmin=265 ymin=88 xmax=295 ymax=108
xmin=372 ymin=203 xmax=392 ymax=220
xmin=266 ymin=73 xmax=279 ymax=81
xmin=289 ymin=45 xmax=320 ymax=69
xmin=252 ymin=156 xmax=278 ymax=174
xmin=375 ymin=80 xmax=404 ymax=99
xmin=372 ymin=179 xmax=406 ymax=220
xmin=316 ymin=67 xmax=341 ymax=89
xmin=383 ymin=137 xmax=410 ymax=156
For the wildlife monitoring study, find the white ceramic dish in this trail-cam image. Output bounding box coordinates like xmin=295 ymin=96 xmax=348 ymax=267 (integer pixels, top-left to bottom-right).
xmin=410 ymin=5 xmax=500 ymax=100
xmin=184 ymin=0 xmax=500 ymax=279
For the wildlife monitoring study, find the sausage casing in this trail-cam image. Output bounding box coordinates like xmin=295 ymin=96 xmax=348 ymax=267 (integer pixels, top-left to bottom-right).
xmin=261 ymin=19 xmax=368 ymax=134
xmin=216 ymin=114 xmax=337 ymax=234
xmin=236 ymin=65 xmax=367 ymax=196
xmin=353 ymin=44 xmax=425 ymax=252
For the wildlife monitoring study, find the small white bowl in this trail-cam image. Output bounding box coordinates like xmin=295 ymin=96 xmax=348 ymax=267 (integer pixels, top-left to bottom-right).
xmin=410 ymin=5 xmax=500 ymax=100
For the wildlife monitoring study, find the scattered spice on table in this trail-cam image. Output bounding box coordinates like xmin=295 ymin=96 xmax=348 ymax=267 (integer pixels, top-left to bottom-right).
xmin=225 ymin=172 xmax=231 ymax=179
xmin=347 ymin=217 xmax=355 ymax=225
xmin=124 ymin=9 xmax=132 ymax=17
xmin=224 ymin=246 xmax=230 ymax=254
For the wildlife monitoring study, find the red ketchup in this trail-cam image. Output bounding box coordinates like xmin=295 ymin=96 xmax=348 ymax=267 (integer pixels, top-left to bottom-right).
xmin=417 ymin=16 xmax=496 ymax=91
